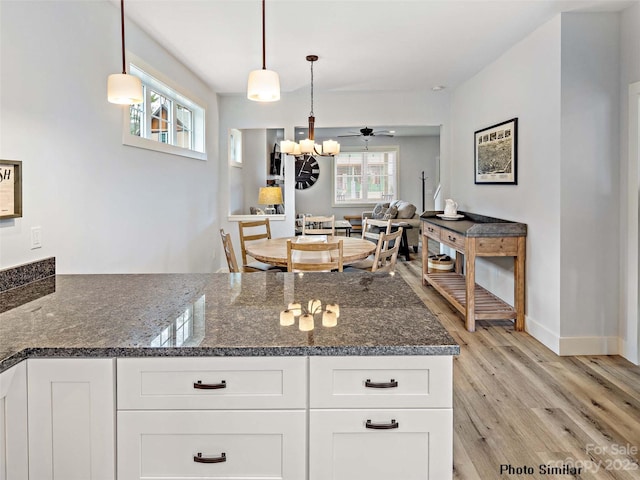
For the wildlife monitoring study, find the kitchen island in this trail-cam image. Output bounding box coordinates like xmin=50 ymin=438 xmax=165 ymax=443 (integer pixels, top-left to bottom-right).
xmin=0 ymin=272 xmax=458 ymax=480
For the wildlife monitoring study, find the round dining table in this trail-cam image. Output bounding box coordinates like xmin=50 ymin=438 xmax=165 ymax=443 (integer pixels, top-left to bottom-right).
xmin=245 ymin=236 xmax=377 ymax=269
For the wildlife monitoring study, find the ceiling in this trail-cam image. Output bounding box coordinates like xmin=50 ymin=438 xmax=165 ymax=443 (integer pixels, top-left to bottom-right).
xmin=121 ymin=0 xmax=635 ymax=96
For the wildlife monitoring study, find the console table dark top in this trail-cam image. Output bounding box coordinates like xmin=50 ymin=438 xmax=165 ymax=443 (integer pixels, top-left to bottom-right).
xmin=420 ymin=211 xmax=527 ymax=237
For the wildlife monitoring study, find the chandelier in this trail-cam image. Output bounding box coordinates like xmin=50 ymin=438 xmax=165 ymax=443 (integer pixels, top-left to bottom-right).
xmin=280 ymin=55 xmax=340 ymax=157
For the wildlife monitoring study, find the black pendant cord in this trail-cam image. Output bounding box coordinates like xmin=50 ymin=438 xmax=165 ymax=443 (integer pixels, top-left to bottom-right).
xmin=261 ymin=0 xmax=266 ymax=70
xmin=120 ymin=0 xmax=126 ymax=74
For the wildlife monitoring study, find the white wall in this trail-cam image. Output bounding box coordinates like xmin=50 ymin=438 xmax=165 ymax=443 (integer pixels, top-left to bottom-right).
xmin=0 ymin=1 xmax=219 ymax=274
xmin=619 ymin=3 xmax=640 ymax=364
xmin=449 ymin=12 xmax=624 ymax=355
xmin=449 ymin=17 xmax=563 ymax=351
xmin=294 ymin=134 xmax=440 ymax=219
xmin=560 ymin=14 xmax=620 ymax=349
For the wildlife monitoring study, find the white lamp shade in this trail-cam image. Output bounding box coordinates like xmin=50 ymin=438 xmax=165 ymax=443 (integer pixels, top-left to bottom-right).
xmin=292 ymin=143 xmax=302 ymax=155
xmin=281 ymin=140 xmax=295 ymax=154
xmin=323 ymin=140 xmax=339 ymax=155
xmin=300 ymin=139 xmax=315 ymax=154
xmin=247 ymin=69 xmax=281 ymax=102
xmin=107 ymin=73 xmax=143 ymax=104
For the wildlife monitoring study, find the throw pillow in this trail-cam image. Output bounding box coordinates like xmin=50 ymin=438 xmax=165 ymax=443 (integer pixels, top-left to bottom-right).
xmin=382 ymin=205 xmax=398 ymax=220
xmin=371 ymin=202 xmax=390 ymax=219
xmin=396 ymin=201 xmax=417 ymax=219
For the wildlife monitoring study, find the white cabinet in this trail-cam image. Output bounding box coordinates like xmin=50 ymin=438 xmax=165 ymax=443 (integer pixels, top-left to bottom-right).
xmin=27 ymin=358 xmax=116 ymax=480
xmin=0 ymin=362 xmax=28 ymax=480
xmin=117 ymin=357 xmax=307 ymax=480
xmin=309 ymin=356 xmax=453 ymax=480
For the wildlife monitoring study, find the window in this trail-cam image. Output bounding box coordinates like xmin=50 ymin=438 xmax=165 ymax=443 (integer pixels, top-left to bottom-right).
xmin=123 ymin=61 xmax=206 ymax=160
xmin=333 ymin=148 xmax=398 ymax=206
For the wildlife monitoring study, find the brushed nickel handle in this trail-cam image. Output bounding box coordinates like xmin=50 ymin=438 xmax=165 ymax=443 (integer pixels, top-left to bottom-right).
xmin=194 ymin=380 xmax=227 ymax=390
xmin=365 ymin=378 xmax=398 ymax=388
xmin=366 ymin=419 xmax=399 ymax=430
xmin=194 ymin=452 xmax=226 ymax=463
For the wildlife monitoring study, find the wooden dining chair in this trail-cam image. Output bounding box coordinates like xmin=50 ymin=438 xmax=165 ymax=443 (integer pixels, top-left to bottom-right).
xmin=219 ymin=228 xmax=240 ymax=273
xmin=286 ymin=239 xmax=344 ymax=272
xmin=238 ymin=218 xmax=283 ymax=272
xmin=370 ymin=227 xmax=403 ymax=273
xmin=348 ymin=218 xmax=392 ymax=270
xmin=302 ymin=215 xmax=335 ymax=236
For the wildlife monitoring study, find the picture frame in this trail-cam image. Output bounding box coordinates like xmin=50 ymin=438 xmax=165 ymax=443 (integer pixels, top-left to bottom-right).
xmin=0 ymin=160 xmax=22 ymax=219
xmin=228 ymin=128 xmax=242 ymax=167
xmin=474 ymin=118 xmax=518 ymax=185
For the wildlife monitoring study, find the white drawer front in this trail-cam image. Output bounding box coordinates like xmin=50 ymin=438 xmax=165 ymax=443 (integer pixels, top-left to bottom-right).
xmin=118 ymin=410 xmax=306 ymax=480
xmin=309 ymin=409 xmax=452 ymax=480
xmin=310 ymin=356 xmax=452 ymax=408
xmin=117 ymin=357 xmax=306 ymax=410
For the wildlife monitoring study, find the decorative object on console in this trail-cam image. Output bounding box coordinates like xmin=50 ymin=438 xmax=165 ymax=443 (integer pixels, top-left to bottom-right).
xmin=258 ymin=186 xmax=283 ymax=215
xmin=437 ymin=199 xmax=464 ymax=220
xmin=247 ymin=0 xmax=280 ymax=102
xmin=280 ymin=55 xmax=340 ymax=158
xmin=474 ymin=117 xmax=518 ymax=185
xmin=0 ymin=160 xmax=22 ymax=219
xmin=107 ymin=0 xmax=143 ymax=104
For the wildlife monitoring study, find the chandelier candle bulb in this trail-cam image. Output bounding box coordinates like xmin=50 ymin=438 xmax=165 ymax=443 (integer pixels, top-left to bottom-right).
xmin=322 ymin=310 xmax=337 ymax=327
xmin=299 ymin=313 xmax=314 ymax=331
xmin=288 ymin=303 xmax=302 ymax=316
xmin=326 ymin=303 xmax=340 ymax=318
xmin=308 ymin=299 xmax=322 ymax=313
xmin=280 ymin=310 xmax=295 ymax=326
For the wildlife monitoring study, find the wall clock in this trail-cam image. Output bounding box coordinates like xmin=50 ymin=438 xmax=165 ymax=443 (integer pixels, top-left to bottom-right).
xmin=295 ymin=156 xmax=320 ymax=190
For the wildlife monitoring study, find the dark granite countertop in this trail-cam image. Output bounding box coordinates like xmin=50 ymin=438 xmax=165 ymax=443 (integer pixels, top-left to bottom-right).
xmin=421 ymin=211 xmax=527 ymax=237
xmin=0 ymin=272 xmax=459 ymax=372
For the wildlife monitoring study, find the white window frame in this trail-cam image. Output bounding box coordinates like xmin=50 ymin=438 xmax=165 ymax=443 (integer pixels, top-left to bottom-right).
xmin=332 ymin=146 xmax=399 ymax=207
xmin=122 ymin=53 xmax=207 ymax=161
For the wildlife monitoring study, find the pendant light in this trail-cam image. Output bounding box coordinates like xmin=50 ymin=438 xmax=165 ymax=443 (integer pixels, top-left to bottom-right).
xmin=280 ymin=55 xmax=340 ymax=157
xmin=107 ymin=0 xmax=143 ymax=105
xmin=247 ymin=0 xmax=280 ymax=102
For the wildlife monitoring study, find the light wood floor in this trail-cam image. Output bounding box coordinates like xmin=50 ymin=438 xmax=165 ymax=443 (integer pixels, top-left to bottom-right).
xmin=395 ymin=257 xmax=640 ymax=480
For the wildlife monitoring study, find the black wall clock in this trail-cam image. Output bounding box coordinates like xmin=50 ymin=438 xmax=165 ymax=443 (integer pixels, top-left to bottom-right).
xmin=295 ymin=156 xmax=320 ymax=190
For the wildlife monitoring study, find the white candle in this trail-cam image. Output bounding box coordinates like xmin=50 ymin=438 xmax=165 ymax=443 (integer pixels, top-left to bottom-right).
xmin=308 ymin=299 xmax=322 ymax=314
xmin=280 ymin=310 xmax=295 ymax=326
xmin=299 ymin=313 xmax=314 ymax=331
xmin=326 ymin=303 xmax=340 ymax=318
xmin=300 ymin=138 xmax=314 ymax=154
xmin=288 ymin=303 xmax=302 ymax=316
xmin=322 ymin=310 xmax=337 ymax=327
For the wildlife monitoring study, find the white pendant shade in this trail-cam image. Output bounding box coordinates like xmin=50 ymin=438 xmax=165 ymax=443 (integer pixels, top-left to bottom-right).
xmin=299 ymin=138 xmax=315 ymax=154
xmin=247 ymin=69 xmax=281 ymax=102
xmin=107 ymin=73 xmax=143 ymax=105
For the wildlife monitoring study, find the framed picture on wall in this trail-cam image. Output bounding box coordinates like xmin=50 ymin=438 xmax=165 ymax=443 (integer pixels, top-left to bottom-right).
xmin=0 ymin=160 xmax=22 ymax=219
xmin=228 ymin=128 xmax=242 ymax=167
xmin=474 ymin=118 xmax=518 ymax=184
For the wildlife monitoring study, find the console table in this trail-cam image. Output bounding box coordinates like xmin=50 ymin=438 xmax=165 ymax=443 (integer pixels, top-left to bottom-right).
xmin=421 ymin=211 xmax=527 ymax=332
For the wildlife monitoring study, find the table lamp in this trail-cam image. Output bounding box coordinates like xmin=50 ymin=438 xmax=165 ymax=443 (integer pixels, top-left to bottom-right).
xmin=258 ymin=186 xmax=283 ymax=215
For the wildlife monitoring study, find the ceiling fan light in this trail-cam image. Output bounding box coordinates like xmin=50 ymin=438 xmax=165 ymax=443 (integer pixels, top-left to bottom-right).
xmin=107 ymin=73 xmax=143 ymax=104
xmin=247 ymin=69 xmax=281 ymax=102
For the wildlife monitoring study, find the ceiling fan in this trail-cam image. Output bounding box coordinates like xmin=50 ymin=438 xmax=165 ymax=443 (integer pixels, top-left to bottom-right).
xmin=338 ymin=127 xmax=394 ymax=138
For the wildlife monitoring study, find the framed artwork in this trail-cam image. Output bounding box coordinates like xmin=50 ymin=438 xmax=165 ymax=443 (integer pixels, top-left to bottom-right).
xmin=0 ymin=160 xmax=22 ymax=219
xmin=228 ymin=128 xmax=242 ymax=167
xmin=474 ymin=118 xmax=518 ymax=184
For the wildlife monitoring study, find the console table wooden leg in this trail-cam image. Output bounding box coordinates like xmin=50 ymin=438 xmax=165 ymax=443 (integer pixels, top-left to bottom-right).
xmin=514 ymin=236 xmax=526 ymax=331
xmin=465 ymin=239 xmax=476 ymax=332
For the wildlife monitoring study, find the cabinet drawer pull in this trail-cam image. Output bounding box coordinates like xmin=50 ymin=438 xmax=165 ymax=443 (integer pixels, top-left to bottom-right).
xmin=194 ymin=452 xmax=226 ymax=463
xmin=365 ymin=378 xmax=398 ymax=389
xmin=447 ymin=235 xmax=456 ymax=242
xmin=366 ymin=419 xmax=399 ymax=430
xmin=193 ymin=380 xmax=227 ymax=390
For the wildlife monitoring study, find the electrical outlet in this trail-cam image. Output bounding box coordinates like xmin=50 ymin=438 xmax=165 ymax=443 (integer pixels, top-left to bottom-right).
xmin=31 ymin=226 xmax=42 ymax=249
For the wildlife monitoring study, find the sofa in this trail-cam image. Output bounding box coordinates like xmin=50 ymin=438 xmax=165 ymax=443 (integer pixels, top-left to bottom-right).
xmin=362 ymin=200 xmax=422 ymax=251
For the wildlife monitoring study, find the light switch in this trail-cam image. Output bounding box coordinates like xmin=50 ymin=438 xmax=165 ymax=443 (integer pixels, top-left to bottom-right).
xmin=31 ymin=226 xmax=42 ymax=249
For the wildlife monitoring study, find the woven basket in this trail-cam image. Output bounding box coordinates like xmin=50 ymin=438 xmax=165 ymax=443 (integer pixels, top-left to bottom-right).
xmin=428 ymin=254 xmax=454 ymax=273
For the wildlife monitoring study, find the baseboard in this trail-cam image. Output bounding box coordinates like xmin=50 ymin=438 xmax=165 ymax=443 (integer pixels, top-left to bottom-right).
xmin=525 ymin=316 xmax=560 ymax=355
xmin=558 ymin=335 xmax=619 ymax=356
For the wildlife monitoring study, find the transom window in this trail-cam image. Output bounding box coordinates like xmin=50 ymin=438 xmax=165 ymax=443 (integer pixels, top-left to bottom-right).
xmin=333 ymin=148 xmax=398 ymax=206
xmin=124 ymin=62 xmax=206 ymax=160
